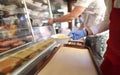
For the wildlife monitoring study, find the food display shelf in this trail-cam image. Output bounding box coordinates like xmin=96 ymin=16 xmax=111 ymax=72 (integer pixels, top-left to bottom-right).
xmin=0 ymin=0 xmax=34 ymax=54
xmin=0 ymin=42 xmax=32 ymax=57
xmin=0 ymin=38 xmax=57 ymax=75
xmin=11 ymin=41 xmax=56 ymax=75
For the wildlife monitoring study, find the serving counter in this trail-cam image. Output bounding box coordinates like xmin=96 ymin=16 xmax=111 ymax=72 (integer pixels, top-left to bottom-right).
xmin=36 ymin=41 xmax=102 ymax=75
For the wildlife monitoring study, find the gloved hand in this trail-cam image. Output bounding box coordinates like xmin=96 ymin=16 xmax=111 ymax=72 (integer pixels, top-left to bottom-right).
xmin=68 ymin=29 xmax=87 ymax=40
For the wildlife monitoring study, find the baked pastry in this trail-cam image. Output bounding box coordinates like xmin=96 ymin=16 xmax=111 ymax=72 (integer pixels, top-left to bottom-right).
xmin=11 ymin=41 xmax=25 ymax=47
xmin=12 ymin=48 xmax=36 ymax=59
xmin=0 ymin=47 xmax=11 ymax=53
xmin=0 ymin=57 xmax=22 ymax=73
xmin=28 ymin=51 xmax=40 ymax=59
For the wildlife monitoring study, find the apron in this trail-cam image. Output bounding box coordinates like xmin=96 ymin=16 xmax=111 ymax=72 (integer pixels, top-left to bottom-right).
xmin=101 ymin=0 xmax=120 ymax=75
xmin=106 ymin=0 xmax=120 ymax=64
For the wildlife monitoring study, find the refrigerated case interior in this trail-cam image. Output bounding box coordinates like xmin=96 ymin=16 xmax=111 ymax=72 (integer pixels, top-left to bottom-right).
xmin=26 ymin=0 xmax=51 ymax=27
xmin=25 ymin=0 xmax=54 ymax=41
xmin=0 ymin=0 xmax=57 ymax=75
xmin=0 ymin=0 xmax=33 ymax=56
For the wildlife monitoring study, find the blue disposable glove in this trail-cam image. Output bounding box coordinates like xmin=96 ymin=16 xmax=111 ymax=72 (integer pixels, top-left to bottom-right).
xmin=68 ymin=29 xmax=87 ymax=40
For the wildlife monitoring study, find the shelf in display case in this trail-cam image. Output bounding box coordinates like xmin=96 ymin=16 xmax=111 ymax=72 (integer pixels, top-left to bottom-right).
xmin=0 ymin=25 xmax=32 ymax=39
xmin=0 ymin=41 xmax=32 ymax=57
xmin=25 ymin=0 xmax=52 ymax=29
xmin=0 ymin=28 xmax=29 ymax=32
xmin=0 ymin=0 xmax=34 ymax=56
xmin=1 ymin=9 xmax=25 ymax=15
xmin=11 ymin=41 xmax=56 ymax=75
xmin=0 ymin=38 xmax=56 ymax=75
xmin=0 ymin=37 xmax=33 ymax=53
xmin=26 ymin=2 xmax=41 ymax=10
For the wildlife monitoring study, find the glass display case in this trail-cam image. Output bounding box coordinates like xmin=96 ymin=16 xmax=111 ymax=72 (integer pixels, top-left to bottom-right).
xmin=0 ymin=0 xmax=34 ymax=54
xmin=26 ymin=0 xmax=52 ymax=27
xmin=25 ymin=0 xmax=55 ymax=42
xmin=0 ymin=0 xmax=57 ymax=75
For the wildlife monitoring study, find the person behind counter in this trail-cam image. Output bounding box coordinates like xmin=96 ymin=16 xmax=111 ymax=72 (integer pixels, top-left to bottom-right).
xmin=48 ymin=0 xmax=108 ymax=65
xmin=48 ymin=0 xmax=107 ymax=36
xmin=48 ymin=0 xmax=120 ymax=75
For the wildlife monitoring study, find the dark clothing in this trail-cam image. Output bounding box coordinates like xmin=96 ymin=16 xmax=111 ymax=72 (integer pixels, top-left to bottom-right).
xmin=100 ymin=0 xmax=120 ymax=75
xmin=106 ymin=0 xmax=120 ymax=65
xmin=101 ymin=56 xmax=120 ymax=75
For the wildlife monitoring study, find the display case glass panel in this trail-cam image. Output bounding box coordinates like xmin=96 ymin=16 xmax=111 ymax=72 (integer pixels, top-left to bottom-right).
xmin=25 ymin=0 xmax=55 ymax=41
xmin=0 ymin=0 xmax=33 ymax=54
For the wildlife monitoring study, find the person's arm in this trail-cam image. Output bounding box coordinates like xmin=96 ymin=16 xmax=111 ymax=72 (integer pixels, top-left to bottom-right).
xmin=68 ymin=0 xmax=112 ymax=40
xmin=48 ymin=6 xmax=86 ymax=25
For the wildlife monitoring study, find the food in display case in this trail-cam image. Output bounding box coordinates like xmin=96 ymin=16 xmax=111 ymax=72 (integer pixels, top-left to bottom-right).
xmin=0 ymin=57 xmax=22 ymax=73
xmin=0 ymin=38 xmax=26 ymax=53
xmin=0 ymin=0 xmax=34 ymax=53
xmin=0 ymin=0 xmax=56 ymax=74
xmin=25 ymin=0 xmax=54 ymax=41
xmin=0 ymin=47 xmax=11 ymax=53
xmin=26 ymin=0 xmax=50 ymax=27
xmin=0 ymin=38 xmax=55 ymax=74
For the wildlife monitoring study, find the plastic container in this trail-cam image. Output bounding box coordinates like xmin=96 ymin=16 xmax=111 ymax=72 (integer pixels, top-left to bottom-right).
xmin=51 ymin=34 xmax=70 ymax=44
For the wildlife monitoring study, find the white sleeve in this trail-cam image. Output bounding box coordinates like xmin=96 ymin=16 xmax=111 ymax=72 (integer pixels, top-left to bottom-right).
xmin=89 ymin=0 xmax=112 ymax=34
xmin=74 ymin=0 xmax=93 ymax=7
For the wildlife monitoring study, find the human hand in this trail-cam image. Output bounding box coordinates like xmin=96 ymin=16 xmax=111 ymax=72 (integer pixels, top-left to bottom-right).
xmin=68 ymin=29 xmax=87 ymax=40
xmin=48 ymin=18 xmax=54 ymax=25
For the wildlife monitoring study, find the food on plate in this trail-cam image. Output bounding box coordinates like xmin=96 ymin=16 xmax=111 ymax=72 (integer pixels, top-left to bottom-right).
xmin=52 ymin=34 xmax=69 ymax=39
xmin=57 ymin=34 xmax=69 ymax=39
xmin=51 ymin=34 xmax=70 ymax=44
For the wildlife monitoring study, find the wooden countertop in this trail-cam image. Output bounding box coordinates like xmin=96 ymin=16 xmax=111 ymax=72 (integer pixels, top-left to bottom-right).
xmin=37 ymin=46 xmax=99 ymax=75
